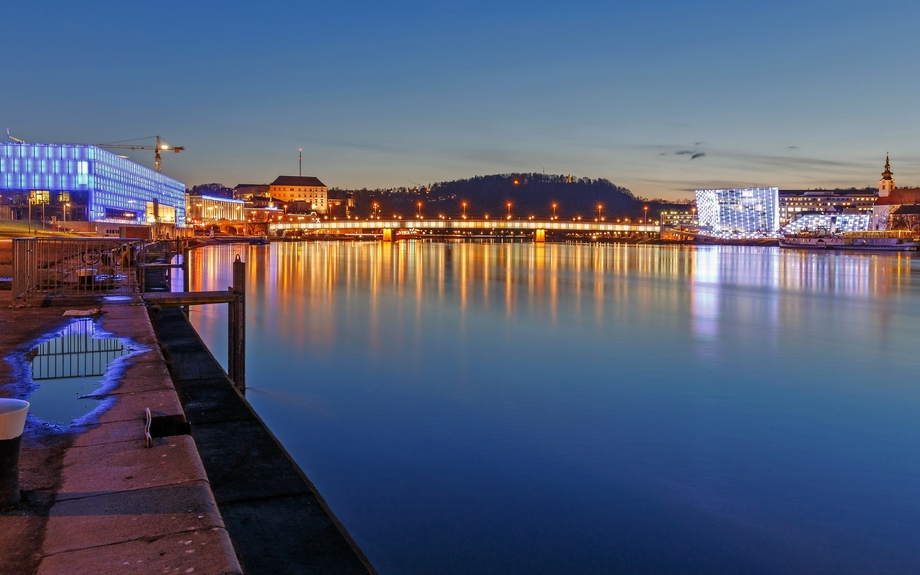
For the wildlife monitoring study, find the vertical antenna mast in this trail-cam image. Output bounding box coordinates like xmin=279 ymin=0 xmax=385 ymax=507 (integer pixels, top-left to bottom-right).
xmin=299 ymin=148 xmax=302 ymax=177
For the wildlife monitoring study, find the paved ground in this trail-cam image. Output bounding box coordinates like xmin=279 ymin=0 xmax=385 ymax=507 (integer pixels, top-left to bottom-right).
xmin=0 ymin=291 xmax=242 ymax=575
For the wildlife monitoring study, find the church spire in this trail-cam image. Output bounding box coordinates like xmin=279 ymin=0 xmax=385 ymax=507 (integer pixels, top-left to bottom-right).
xmin=879 ymin=154 xmax=895 ymax=197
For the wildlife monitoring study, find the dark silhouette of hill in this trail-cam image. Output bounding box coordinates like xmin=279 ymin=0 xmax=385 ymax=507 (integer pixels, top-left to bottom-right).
xmin=337 ymin=174 xmax=687 ymax=220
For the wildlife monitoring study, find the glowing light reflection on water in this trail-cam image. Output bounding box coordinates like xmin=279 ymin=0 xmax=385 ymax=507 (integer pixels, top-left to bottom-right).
xmin=189 ymin=242 xmax=920 ymax=575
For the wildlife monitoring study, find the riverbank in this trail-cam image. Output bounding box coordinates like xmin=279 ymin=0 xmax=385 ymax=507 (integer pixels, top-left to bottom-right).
xmin=0 ymin=291 xmax=241 ymax=574
xmin=0 ymin=285 xmax=373 ymax=574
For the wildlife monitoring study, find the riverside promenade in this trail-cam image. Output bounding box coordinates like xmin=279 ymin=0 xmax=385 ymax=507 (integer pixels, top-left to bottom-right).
xmin=0 ymin=268 xmax=375 ymax=573
xmin=0 ymin=290 xmax=242 ymax=574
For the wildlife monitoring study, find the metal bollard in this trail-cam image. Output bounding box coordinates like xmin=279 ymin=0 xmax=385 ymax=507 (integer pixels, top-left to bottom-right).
xmin=0 ymin=399 xmax=29 ymax=506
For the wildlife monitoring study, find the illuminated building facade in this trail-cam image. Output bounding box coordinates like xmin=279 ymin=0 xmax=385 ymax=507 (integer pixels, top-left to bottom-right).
xmin=695 ymin=187 xmax=779 ymax=234
xmin=0 ymin=142 xmax=185 ymax=231
xmin=268 ymin=176 xmax=327 ymax=214
xmin=186 ymin=194 xmax=246 ymax=224
xmin=779 ymin=213 xmax=870 ymax=234
xmin=660 ymin=208 xmax=697 ymax=227
xmin=778 ymin=189 xmax=876 ymax=226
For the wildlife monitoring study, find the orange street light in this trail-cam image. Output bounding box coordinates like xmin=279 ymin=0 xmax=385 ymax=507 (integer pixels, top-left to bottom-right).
xmin=461 ymin=201 xmax=467 ymax=218
xmin=507 ymin=202 xmax=512 ymax=219
xmin=552 ymin=202 xmax=557 ymax=220
xmin=644 ymin=206 xmax=648 ymax=224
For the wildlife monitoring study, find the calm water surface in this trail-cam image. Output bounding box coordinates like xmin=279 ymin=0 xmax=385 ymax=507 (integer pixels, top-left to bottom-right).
xmin=188 ymin=242 xmax=920 ymax=574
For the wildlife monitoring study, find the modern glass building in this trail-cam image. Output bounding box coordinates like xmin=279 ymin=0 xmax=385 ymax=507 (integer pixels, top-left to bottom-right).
xmin=695 ymin=187 xmax=779 ymax=235
xmin=0 ymin=142 xmax=185 ymax=229
xmin=779 ymin=213 xmax=869 ymax=235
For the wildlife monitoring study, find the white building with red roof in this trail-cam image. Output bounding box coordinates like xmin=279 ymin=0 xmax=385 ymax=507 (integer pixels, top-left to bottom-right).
xmin=870 ymin=156 xmax=920 ymax=230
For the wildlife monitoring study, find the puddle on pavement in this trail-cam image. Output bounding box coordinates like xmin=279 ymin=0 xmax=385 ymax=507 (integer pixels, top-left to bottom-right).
xmin=26 ymin=319 xmax=131 ymax=425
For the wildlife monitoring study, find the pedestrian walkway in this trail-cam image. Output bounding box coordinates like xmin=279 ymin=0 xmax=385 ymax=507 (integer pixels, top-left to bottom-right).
xmin=0 ymin=291 xmax=242 ymax=575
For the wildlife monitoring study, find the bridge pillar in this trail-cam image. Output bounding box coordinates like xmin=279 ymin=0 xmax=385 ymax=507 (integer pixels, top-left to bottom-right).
xmin=535 ymin=229 xmax=546 ymax=243
xmin=382 ymin=228 xmax=394 ymax=242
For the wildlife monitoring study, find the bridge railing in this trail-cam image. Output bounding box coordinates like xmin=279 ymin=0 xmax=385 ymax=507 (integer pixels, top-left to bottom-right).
xmin=269 ymin=219 xmax=660 ymax=233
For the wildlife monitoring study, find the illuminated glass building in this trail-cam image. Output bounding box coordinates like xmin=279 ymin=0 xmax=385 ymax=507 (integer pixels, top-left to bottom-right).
xmin=0 ymin=142 xmax=186 ymax=231
xmin=186 ymin=194 xmax=246 ymax=224
xmin=695 ymin=187 xmax=779 ymax=234
xmin=779 ymin=213 xmax=869 ymax=234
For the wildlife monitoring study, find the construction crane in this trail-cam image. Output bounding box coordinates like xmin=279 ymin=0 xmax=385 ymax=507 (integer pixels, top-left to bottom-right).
xmin=6 ymin=128 xmax=25 ymax=143
xmin=97 ymin=135 xmax=184 ymax=172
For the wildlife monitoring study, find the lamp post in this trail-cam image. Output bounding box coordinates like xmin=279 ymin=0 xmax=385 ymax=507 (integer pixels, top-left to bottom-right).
xmin=63 ymin=202 xmax=70 ymax=225
xmin=417 ymin=202 xmax=423 ymax=219
xmin=597 ymin=204 xmax=603 ymax=221
xmin=552 ymin=202 xmax=557 ymax=220
xmin=507 ymin=202 xmax=512 ymax=220
xmin=644 ymin=206 xmax=648 ymax=224
xmin=461 ymin=201 xmax=467 ymax=219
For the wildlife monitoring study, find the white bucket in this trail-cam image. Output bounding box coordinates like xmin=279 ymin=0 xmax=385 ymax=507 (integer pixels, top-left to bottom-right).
xmin=0 ymin=399 xmax=29 ymax=440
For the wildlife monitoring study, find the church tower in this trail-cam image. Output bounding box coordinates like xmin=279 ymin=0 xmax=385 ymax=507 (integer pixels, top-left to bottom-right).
xmin=879 ymin=155 xmax=896 ymax=197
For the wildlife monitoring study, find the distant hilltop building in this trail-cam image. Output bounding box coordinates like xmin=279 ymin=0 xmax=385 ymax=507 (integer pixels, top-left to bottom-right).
xmin=268 ymin=176 xmax=327 ymax=214
xmin=695 ymin=187 xmax=779 ymax=235
xmin=232 ymin=184 xmax=270 ymax=201
xmin=871 ymin=156 xmax=920 ymax=231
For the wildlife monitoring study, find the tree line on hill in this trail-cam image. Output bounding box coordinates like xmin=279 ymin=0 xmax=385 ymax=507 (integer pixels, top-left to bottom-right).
xmin=336 ymin=174 xmax=689 ymax=220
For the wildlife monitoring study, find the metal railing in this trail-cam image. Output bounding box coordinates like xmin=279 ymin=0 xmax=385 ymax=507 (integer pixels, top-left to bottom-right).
xmin=12 ymin=237 xmax=144 ymax=304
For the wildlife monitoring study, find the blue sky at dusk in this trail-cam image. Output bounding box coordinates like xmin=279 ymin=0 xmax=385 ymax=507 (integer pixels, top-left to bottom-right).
xmin=4 ymin=0 xmax=919 ymax=200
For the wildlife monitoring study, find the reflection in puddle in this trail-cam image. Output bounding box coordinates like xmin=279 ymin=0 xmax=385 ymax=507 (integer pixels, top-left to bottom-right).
xmin=27 ymin=319 xmax=131 ymax=425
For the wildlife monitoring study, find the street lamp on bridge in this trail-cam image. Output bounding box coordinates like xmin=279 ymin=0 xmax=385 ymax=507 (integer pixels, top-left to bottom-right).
xmin=507 ymin=202 xmax=512 ymax=220
xmin=461 ymin=201 xmax=467 ymax=219
xmin=417 ymin=202 xmax=423 ymax=219
xmin=552 ymin=202 xmax=557 ymax=220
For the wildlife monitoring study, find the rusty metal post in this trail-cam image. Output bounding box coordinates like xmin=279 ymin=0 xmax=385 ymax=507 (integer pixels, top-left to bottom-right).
xmin=227 ymin=285 xmax=237 ymax=384
xmin=182 ymin=245 xmax=190 ymax=294
xmin=228 ymin=255 xmax=246 ymax=392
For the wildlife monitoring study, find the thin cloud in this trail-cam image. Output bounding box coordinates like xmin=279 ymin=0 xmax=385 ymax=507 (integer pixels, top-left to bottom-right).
xmin=691 ymin=152 xmax=705 ymax=160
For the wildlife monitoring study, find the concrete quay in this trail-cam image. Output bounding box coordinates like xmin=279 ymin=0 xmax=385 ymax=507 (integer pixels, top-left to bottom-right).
xmin=150 ymin=308 xmax=375 ymax=575
xmin=0 ymin=288 xmax=377 ymax=574
xmin=0 ymin=292 xmax=242 ymax=574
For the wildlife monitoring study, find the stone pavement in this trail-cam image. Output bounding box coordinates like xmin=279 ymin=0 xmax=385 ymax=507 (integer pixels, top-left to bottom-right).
xmin=0 ymin=291 xmax=242 ymax=575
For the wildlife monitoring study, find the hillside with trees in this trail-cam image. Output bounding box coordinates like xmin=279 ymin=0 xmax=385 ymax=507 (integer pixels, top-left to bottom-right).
xmin=335 ymin=174 xmax=688 ymax=220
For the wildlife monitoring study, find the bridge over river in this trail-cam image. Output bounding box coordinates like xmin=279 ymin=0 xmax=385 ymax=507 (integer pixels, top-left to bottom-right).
xmin=269 ymin=219 xmax=661 ymax=241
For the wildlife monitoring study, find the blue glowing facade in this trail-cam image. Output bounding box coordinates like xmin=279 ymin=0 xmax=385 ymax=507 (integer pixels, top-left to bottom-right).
xmin=0 ymin=142 xmax=185 ymax=227
xmin=696 ymin=187 xmax=779 ymax=234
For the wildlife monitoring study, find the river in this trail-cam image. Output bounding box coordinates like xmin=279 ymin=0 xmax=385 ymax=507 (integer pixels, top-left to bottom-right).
xmin=187 ymin=241 xmax=920 ymax=574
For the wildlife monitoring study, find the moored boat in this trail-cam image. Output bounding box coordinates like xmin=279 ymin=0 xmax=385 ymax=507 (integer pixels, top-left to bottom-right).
xmin=780 ymin=231 xmax=919 ymax=251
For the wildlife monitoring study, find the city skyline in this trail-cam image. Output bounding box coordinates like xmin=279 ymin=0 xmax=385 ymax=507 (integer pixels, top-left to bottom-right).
xmin=5 ymin=0 xmax=920 ymax=200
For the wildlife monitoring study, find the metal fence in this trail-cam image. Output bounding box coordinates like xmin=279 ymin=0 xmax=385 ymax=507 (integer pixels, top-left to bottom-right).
xmin=12 ymin=238 xmax=144 ymax=304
